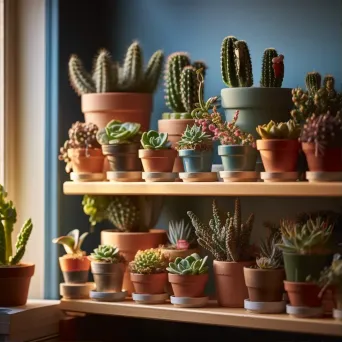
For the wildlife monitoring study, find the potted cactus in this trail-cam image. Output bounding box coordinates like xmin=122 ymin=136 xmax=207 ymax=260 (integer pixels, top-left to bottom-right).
xmin=96 ymin=120 xmax=142 ymax=172
xmin=167 ymin=253 xmax=209 ymax=298
xmin=68 ymin=43 xmax=164 ymax=130
xmin=256 ymin=119 xmax=301 ymax=172
xmin=139 ymin=130 xmax=177 ymax=173
xmin=52 ymin=229 xmax=90 ymax=284
xmin=89 ymin=244 xmax=126 ymax=293
xmin=220 ymin=37 xmax=292 ymax=137
xmin=188 ymin=198 xmax=255 ymax=307
xmin=129 ymin=248 xmax=169 ymax=294
xmin=0 ymin=185 xmax=34 ymax=306
xmin=158 ymin=53 xmax=207 ymax=172
xmin=58 ymin=121 xmax=104 ymax=174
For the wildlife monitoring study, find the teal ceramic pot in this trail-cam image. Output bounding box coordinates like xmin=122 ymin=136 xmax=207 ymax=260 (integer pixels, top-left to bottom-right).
xmin=178 ymin=150 xmax=213 ymax=172
xmin=218 ymin=145 xmax=257 ymax=171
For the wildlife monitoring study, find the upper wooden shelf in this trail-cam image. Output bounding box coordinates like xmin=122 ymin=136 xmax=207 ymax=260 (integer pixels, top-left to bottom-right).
xmin=63 ymin=181 xmax=342 ymax=197
xmin=59 ymin=299 xmax=342 ymax=337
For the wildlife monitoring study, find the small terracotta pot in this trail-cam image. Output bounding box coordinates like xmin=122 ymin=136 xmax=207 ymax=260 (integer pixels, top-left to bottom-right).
xmin=82 ymin=93 xmax=152 ymax=130
xmin=244 ymin=267 xmax=285 ymax=302
xmin=284 ymin=281 xmax=322 ymax=307
xmin=213 ymin=260 xmax=255 ymax=307
xmin=256 ymin=139 xmax=300 ymax=172
xmin=168 ymin=273 xmax=208 ymax=297
xmin=302 ymin=143 xmax=342 ymax=172
xmin=0 ymin=263 xmax=35 ymax=306
xmin=138 ymin=149 xmax=177 ymax=172
xmin=67 ymin=148 xmax=104 ymax=173
xmin=130 ymin=273 xmax=168 ymax=294
xmin=59 ymin=255 xmax=90 ymax=284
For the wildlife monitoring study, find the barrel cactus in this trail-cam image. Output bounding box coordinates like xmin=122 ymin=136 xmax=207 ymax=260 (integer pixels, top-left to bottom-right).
xmin=129 ymin=248 xmax=169 ymax=274
xmin=260 ymin=48 xmax=284 ymax=88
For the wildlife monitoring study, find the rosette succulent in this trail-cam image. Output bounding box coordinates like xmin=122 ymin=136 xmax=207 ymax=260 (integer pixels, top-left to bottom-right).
xmin=166 ymin=253 xmax=208 ymax=275
xmin=141 ymin=130 xmax=171 ymax=150
xmin=256 ymin=119 xmax=301 ymax=140
xmin=90 ymin=245 xmax=124 ymax=263
xmin=129 ymin=248 xmax=169 ymax=274
xmin=176 ymin=124 xmax=212 ymax=150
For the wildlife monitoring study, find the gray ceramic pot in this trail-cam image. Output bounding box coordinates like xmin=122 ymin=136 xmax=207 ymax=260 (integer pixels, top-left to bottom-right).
xmin=218 ymin=145 xmax=257 ymax=171
xmin=178 ymin=150 xmax=213 ymax=172
xmin=91 ymin=261 xmax=125 ymax=293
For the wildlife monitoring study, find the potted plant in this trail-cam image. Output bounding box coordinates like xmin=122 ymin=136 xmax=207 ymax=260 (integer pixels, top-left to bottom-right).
xmin=158 ymin=53 xmax=207 ymax=172
xmin=167 ymin=253 xmax=209 ymax=298
xmin=96 ymin=120 xmax=142 ymax=172
xmin=89 ymin=244 xmax=126 ymax=293
xmin=52 ymin=229 xmax=90 ymax=284
xmin=0 ymin=185 xmax=34 ymax=306
xmin=220 ymin=37 xmax=292 ymax=136
xmin=139 ymin=130 xmax=177 ymax=173
xmin=129 ymin=248 xmax=169 ymax=294
xmin=188 ymin=198 xmax=256 ymax=307
xmin=68 ymin=43 xmax=164 ymax=130
xmin=58 ymin=121 xmax=104 ymax=174
xmin=256 ymin=119 xmax=301 ymax=172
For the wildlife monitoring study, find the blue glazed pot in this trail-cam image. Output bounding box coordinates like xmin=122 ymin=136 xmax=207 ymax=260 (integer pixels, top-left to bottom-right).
xmin=218 ymin=145 xmax=257 ymax=171
xmin=178 ymin=150 xmax=213 ymax=172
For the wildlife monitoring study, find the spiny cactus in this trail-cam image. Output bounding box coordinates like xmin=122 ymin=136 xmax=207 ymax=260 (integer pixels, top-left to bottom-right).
xmin=180 ymin=66 xmax=198 ymax=114
xmin=187 ymin=198 xmax=255 ymax=262
xmin=176 ymin=124 xmax=212 ymax=151
xmin=90 ymin=244 xmax=124 ymax=263
xmin=260 ymin=48 xmax=284 ymax=87
xmin=141 ymin=130 xmax=171 ymax=150
xmin=305 ymin=72 xmax=321 ymax=97
xmin=256 ymin=119 xmax=301 ymax=139
xmin=167 ymin=253 xmax=209 ymax=275
xmin=52 ymin=229 xmax=88 ymax=257
xmin=129 ymin=248 xmax=169 ymax=274
xmin=68 ymin=42 xmax=164 ymax=95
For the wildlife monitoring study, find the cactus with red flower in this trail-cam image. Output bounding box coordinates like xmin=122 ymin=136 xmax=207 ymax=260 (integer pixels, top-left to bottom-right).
xmin=260 ymin=48 xmax=284 ymax=88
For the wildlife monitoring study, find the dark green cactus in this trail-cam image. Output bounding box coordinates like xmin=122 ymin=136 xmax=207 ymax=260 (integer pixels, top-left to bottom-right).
xmin=234 ymin=40 xmax=253 ymax=87
xmin=10 ymin=219 xmax=33 ymax=265
xmin=260 ymin=48 xmax=284 ymax=87
xmin=180 ymin=66 xmax=198 ymax=114
xmin=305 ymin=71 xmax=321 ymax=96
xmin=92 ymin=49 xmax=115 ymax=93
xmin=143 ymin=50 xmax=165 ymax=93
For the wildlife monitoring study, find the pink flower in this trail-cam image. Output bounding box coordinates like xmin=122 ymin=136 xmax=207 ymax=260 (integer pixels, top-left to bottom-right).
xmin=209 ymin=124 xmax=216 ymax=132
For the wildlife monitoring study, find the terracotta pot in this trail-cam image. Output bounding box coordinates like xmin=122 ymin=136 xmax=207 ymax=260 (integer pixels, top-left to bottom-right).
xmin=284 ymin=281 xmax=322 ymax=307
xmin=160 ymin=247 xmax=200 ymax=262
xmin=130 ymin=273 xmax=168 ymax=294
xmin=138 ymin=149 xmax=177 ymax=172
xmin=102 ymin=143 xmax=142 ymax=172
xmin=257 ymin=139 xmax=300 ymax=172
xmin=59 ymin=255 xmax=90 ymax=284
xmin=158 ymin=119 xmax=195 ymax=172
xmin=0 ymin=263 xmax=35 ymax=306
xmin=67 ymin=148 xmax=104 ymax=173
xmin=244 ymin=267 xmax=285 ymax=302
xmin=101 ymin=229 xmax=167 ymax=295
xmin=213 ymin=260 xmax=255 ymax=307
xmin=82 ymin=93 xmax=153 ymax=130
xmin=168 ymin=273 xmax=208 ymax=297
xmin=302 ymin=143 xmax=342 ymax=172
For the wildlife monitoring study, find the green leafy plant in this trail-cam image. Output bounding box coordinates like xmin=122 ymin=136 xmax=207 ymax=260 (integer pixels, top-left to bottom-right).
xmin=0 ymin=185 xmax=33 ymax=266
xmin=68 ymin=43 xmax=164 ymax=95
xmin=89 ymin=245 xmax=125 ymax=263
xmin=140 ymin=130 xmax=171 ymax=150
xmin=166 ymin=253 xmax=208 ymax=275
xmin=129 ymin=248 xmax=169 ymax=274
xmin=256 ymin=119 xmax=301 ymax=140
xmin=187 ymin=198 xmax=255 ymax=262
xmin=166 ymin=219 xmax=197 ymax=250
xmin=52 ymin=229 xmax=88 ymax=257
xmin=176 ymin=124 xmax=212 ymax=151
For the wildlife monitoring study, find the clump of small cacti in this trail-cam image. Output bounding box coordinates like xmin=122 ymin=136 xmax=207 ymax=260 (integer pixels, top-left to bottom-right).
xmin=176 ymin=124 xmax=212 ymax=151
xmin=256 ymin=119 xmax=301 ymax=140
xmin=0 ymin=185 xmax=33 ymax=266
xmin=260 ymin=48 xmax=284 ymax=88
xmin=129 ymin=248 xmax=169 ymax=274
xmin=89 ymin=244 xmax=125 ymax=263
xmin=141 ymin=130 xmax=171 ymax=150
xmin=68 ymin=42 xmax=164 ymax=95
xmin=52 ymin=229 xmax=88 ymax=257
xmin=166 ymin=219 xmax=197 ymax=250
xmin=187 ymin=198 xmax=255 ymax=262
xmin=167 ymin=253 xmax=209 ymax=275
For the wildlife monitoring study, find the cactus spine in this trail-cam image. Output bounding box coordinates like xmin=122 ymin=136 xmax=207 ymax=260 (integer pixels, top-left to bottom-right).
xmin=260 ymin=48 xmax=284 ymax=87
xmin=122 ymin=41 xmax=143 ymax=91
xmin=305 ymin=72 xmax=321 ymax=96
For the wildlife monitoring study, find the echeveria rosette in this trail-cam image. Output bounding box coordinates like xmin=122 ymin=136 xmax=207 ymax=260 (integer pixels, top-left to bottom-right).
xmin=90 ymin=244 xmax=125 ymax=263
xmin=141 ymin=130 xmax=171 ymax=150
xmin=176 ymin=124 xmax=212 ymax=151
xmin=166 ymin=253 xmax=209 ymax=275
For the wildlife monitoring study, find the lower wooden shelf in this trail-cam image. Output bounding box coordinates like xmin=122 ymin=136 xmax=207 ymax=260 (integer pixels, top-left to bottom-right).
xmin=59 ymin=299 xmax=342 ymax=337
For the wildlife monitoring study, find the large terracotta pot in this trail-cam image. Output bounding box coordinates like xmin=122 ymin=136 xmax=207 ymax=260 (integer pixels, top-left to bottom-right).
xmin=0 ymin=263 xmax=35 ymax=306
xmin=213 ymin=260 xmax=255 ymax=307
xmin=139 ymin=149 xmax=177 ymax=172
xmin=101 ymin=229 xmax=167 ymax=295
xmin=168 ymin=273 xmax=208 ymax=297
xmin=82 ymin=93 xmax=153 ymax=130
xmin=130 ymin=273 xmax=168 ymax=294
xmin=67 ymin=148 xmax=104 ymax=173
xmin=59 ymin=255 xmax=90 ymax=284
xmin=284 ymin=281 xmax=322 ymax=307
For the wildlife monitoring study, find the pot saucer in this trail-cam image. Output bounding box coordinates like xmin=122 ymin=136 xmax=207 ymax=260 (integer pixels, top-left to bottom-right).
xmin=244 ymin=299 xmax=286 ymax=314
xmin=142 ymin=172 xmax=178 ymax=182
xmin=70 ymin=172 xmax=105 ymax=182
xmin=333 ymin=308 xmax=342 ymax=320
xmin=170 ymin=296 xmax=208 ymax=308
xmin=220 ymin=171 xmax=260 ymax=182
xmin=286 ymin=304 xmax=323 ymax=318
xmin=179 ymin=172 xmax=217 ymax=182
xmin=107 ymin=171 xmax=142 ymax=182
xmin=306 ymin=172 xmax=342 ymax=182
xmin=132 ymin=292 xmax=169 ymax=304
xmin=89 ymin=290 xmax=127 ymax=302
xmin=60 ymin=282 xmax=95 ymax=299
xmin=260 ymin=172 xmax=299 ymax=182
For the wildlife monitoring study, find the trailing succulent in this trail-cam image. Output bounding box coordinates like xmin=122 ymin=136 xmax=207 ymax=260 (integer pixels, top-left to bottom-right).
xmin=141 ymin=130 xmax=171 ymax=150
xmin=176 ymin=124 xmax=212 ymax=151
xmin=90 ymin=244 xmax=124 ymax=263
xmin=52 ymin=229 xmax=88 ymax=257
xmin=166 ymin=219 xmax=197 ymax=250
xmin=129 ymin=248 xmax=169 ymax=274
xmin=0 ymin=185 xmax=33 ymax=266
xmin=256 ymin=119 xmax=301 ymax=140
xmin=167 ymin=253 xmax=208 ymax=275
xmin=58 ymin=121 xmax=100 ymax=173
xmin=187 ymin=198 xmax=255 ymax=262
xmin=96 ymin=120 xmax=141 ymax=145
xmin=68 ymin=42 xmax=164 ymax=95
xmin=163 ymin=52 xmax=207 ymax=119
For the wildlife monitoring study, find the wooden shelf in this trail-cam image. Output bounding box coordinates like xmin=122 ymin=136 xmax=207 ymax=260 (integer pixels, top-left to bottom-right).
xmin=63 ymin=181 xmax=342 ymax=197
xmin=59 ymin=299 xmax=342 ymax=336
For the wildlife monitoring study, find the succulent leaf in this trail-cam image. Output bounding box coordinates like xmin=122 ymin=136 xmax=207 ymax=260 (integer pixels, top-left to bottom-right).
xmin=167 ymin=253 xmax=208 ymax=275
xmin=90 ymin=244 xmax=123 ymax=263
xmin=141 ymin=130 xmax=171 ymax=150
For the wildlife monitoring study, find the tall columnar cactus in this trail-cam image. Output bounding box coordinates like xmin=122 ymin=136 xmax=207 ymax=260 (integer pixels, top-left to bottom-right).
xmin=180 ymin=66 xmax=198 ymax=114
xmin=305 ymin=71 xmax=321 ymax=97
xmin=260 ymin=48 xmax=284 ymax=87
xmin=92 ymin=49 xmax=115 ymax=93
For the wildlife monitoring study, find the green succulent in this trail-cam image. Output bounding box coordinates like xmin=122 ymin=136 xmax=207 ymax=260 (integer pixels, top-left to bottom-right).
xmin=166 ymin=253 xmax=208 ymax=275
xmin=176 ymin=124 xmax=212 ymax=151
xmin=129 ymin=248 xmax=169 ymax=274
xmin=167 ymin=219 xmax=197 ymax=248
xmin=90 ymin=244 xmax=123 ymax=263
xmin=52 ymin=229 xmax=88 ymax=256
xmin=256 ymin=119 xmax=301 ymax=139
xmin=140 ymin=130 xmax=171 ymax=150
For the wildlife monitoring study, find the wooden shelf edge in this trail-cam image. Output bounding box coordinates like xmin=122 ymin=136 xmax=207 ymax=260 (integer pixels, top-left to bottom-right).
xmin=59 ymin=299 xmax=342 ymax=337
